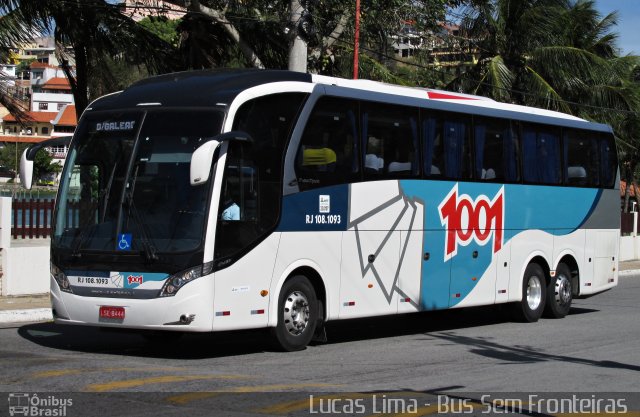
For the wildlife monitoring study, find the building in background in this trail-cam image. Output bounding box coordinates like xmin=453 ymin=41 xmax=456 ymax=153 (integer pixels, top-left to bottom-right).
xmin=119 ymin=0 xmax=185 ymax=21
xmin=0 ymin=37 xmax=77 ymax=170
xmin=391 ymin=22 xmax=479 ymax=76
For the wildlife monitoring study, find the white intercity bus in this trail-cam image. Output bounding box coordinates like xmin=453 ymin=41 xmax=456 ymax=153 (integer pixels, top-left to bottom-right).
xmin=21 ymin=70 xmax=620 ymax=351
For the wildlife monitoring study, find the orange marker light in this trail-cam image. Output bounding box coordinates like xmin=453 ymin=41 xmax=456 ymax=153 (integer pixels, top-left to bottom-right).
xmin=260 ymin=290 xmax=269 ymax=297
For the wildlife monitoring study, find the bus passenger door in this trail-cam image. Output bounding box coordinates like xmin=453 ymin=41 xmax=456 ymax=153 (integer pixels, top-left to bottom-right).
xmin=340 ymin=230 xmax=400 ymax=318
xmin=340 ymin=182 xmax=409 ymax=319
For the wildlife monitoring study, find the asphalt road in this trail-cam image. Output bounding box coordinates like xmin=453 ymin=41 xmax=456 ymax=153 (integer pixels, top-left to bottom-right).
xmin=1 ymin=274 xmax=639 ymax=417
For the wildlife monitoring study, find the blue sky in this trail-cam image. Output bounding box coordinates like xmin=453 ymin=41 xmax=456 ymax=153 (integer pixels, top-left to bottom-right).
xmin=594 ymin=0 xmax=640 ymax=55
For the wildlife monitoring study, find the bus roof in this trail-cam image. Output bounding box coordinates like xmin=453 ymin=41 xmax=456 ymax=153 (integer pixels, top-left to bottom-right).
xmin=87 ymin=69 xmax=609 ymax=133
xmin=88 ymin=69 xmax=312 ymax=111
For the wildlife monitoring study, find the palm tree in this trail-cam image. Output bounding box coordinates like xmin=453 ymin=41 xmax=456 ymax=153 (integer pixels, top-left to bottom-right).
xmin=0 ymin=0 xmax=178 ymax=118
xmin=452 ymin=0 xmax=639 ymax=117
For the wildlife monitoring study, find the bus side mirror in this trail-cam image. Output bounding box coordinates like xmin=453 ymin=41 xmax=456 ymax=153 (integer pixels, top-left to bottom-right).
xmin=190 ymin=131 xmax=253 ymax=186
xmin=191 ymin=140 xmax=220 ymax=185
xmin=19 ymin=149 xmax=34 ymax=190
xmin=19 ymin=136 xmax=72 ymax=190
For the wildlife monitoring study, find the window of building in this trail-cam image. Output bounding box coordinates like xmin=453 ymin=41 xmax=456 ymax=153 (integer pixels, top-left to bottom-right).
xmin=58 ymin=103 xmax=65 ymax=110
xmin=41 ymin=127 xmax=49 ymax=135
xmin=39 ymin=102 xmax=48 ymax=111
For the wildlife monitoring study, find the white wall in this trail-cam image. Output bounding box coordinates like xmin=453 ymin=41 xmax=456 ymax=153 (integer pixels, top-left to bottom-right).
xmin=1 ymin=246 xmax=50 ymax=296
xmin=620 ymin=236 xmax=639 ymax=261
xmin=0 ymin=197 xmax=50 ymax=296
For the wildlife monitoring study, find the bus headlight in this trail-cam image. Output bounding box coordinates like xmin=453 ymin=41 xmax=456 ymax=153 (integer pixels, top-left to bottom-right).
xmin=159 ymin=261 xmax=213 ymax=297
xmin=51 ymin=264 xmax=73 ymax=294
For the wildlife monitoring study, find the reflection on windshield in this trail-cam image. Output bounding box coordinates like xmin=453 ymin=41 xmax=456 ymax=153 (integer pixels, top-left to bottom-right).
xmin=54 ymin=110 xmax=223 ymax=256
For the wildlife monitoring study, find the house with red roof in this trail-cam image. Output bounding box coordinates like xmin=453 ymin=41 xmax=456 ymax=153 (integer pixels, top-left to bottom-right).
xmin=31 ymin=70 xmax=74 ymax=112
xmin=1 ymin=104 xmax=76 ymax=163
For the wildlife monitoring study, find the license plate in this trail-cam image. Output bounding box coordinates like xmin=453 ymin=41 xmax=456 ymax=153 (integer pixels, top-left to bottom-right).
xmin=99 ymin=306 xmax=125 ymax=320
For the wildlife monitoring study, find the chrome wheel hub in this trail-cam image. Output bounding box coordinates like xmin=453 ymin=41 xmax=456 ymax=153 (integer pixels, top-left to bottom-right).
xmin=283 ymin=290 xmax=310 ymax=336
xmin=555 ymin=274 xmax=572 ymax=306
xmin=527 ymin=275 xmax=543 ymax=310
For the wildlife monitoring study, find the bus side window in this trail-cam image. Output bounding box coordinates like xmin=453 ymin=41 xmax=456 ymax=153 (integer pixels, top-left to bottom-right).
xmin=361 ymin=102 xmax=419 ymax=179
xmin=423 ymin=111 xmax=471 ymax=180
xmin=564 ymin=129 xmax=600 ymax=187
xmin=522 ymin=124 xmax=562 ymax=185
xmin=295 ymin=97 xmax=360 ymax=191
xmin=474 ymin=117 xmax=516 ymax=182
xmin=600 ymin=134 xmax=617 ymax=188
xmin=215 ymin=93 xmax=307 ymax=261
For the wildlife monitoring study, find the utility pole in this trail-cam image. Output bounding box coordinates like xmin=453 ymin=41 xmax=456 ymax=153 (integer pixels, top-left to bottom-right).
xmin=353 ymin=0 xmax=360 ymax=79
xmin=288 ymin=0 xmax=308 ymax=73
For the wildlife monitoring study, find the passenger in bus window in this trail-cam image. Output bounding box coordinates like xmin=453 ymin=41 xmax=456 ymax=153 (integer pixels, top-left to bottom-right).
xmin=388 ymin=139 xmax=413 ymax=174
xmin=365 ymin=136 xmax=384 ymax=172
xmin=222 ymin=198 xmax=240 ymax=220
xmin=221 ymin=183 xmax=241 ymax=221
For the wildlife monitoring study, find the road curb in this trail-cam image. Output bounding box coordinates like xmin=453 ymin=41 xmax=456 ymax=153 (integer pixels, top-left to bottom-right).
xmin=618 ymin=269 xmax=640 ymax=277
xmin=0 ymin=308 xmax=52 ymax=324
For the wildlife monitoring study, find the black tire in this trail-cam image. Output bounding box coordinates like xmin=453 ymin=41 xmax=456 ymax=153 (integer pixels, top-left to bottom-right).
xmin=543 ymin=263 xmax=573 ymax=318
xmin=512 ymin=263 xmax=547 ymax=322
xmin=271 ymin=275 xmax=318 ymax=351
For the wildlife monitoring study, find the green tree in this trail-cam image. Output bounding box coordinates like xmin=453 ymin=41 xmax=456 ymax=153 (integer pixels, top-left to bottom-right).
xmin=130 ymin=0 xmax=470 ymax=74
xmin=139 ymin=16 xmax=180 ymax=46
xmin=0 ymin=0 xmax=178 ymax=117
xmin=452 ymin=0 xmax=639 ymax=115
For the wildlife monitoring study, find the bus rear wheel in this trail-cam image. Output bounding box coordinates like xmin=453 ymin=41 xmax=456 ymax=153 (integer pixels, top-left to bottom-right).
xmin=271 ymin=275 xmax=318 ymax=351
xmin=512 ymin=263 xmax=546 ymax=322
xmin=543 ymin=263 xmax=573 ymax=318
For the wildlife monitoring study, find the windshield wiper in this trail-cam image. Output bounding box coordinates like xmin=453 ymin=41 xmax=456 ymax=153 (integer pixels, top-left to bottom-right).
xmin=71 ymin=163 xmax=118 ymax=258
xmin=70 ymin=198 xmax=100 ymax=259
xmin=100 ymin=161 xmax=118 ymax=223
xmin=123 ymin=165 xmax=158 ymax=262
xmin=125 ymin=197 xmax=158 ymax=262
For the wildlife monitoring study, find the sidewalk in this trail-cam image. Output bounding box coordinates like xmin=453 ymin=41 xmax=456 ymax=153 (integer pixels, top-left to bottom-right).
xmin=0 ymin=260 xmax=638 ymax=325
xmin=0 ymin=293 xmax=51 ymax=324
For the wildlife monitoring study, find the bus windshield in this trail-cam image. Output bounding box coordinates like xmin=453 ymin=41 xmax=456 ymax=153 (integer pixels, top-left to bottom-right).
xmin=54 ymin=110 xmax=223 ymax=257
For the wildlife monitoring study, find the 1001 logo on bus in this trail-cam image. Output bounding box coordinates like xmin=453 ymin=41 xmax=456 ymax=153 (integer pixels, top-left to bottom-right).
xmin=438 ymin=185 xmax=505 ymax=261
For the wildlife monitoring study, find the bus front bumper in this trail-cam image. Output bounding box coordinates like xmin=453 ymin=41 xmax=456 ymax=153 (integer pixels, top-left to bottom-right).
xmin=50 ymin=275 xmax=215 ymax=332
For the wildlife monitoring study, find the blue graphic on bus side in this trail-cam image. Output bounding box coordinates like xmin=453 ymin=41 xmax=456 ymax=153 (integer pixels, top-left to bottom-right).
xmin=280 ymin=180 xmax=601 ymax=310
xmin=399 ymin=180 xmax=600 ymax=309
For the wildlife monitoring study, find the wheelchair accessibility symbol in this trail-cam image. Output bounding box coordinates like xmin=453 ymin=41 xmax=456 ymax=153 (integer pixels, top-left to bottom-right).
xmin=118 ymin=233 xmax=132 ymax=251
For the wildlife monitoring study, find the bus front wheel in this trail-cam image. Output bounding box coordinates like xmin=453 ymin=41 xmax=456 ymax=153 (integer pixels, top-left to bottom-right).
xmin=512 ymin=263 xmax=546 ymax=322
xmin=543 ymin=263 xmax=573 ymax=318
xmin=271 ymin=275 xmax=318 ymax=351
